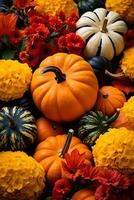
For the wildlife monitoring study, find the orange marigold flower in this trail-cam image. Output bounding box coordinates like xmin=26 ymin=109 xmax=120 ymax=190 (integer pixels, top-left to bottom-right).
xmin=13 ymin=0 xmax=36 ymax=10
xmin=62 ymin=149 xmax=86 ymax=181
xmin=0 ymin=13 xmax=18 ymax=37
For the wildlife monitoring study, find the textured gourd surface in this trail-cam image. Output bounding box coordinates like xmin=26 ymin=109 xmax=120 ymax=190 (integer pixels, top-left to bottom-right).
xmin=34 ymin=0 xmax=78 ymax=18
xmin=121 ymin=96 xmax=134 ymax=129
xmin=93 ymin=127 xmax=134 ymax=176
xmin=106 ymin=0 xmax=134 ymax=23
xmin=0 ymin=151 xmax=45 ymax=200
xmin=0 ymin=60 xmax=32 ymax=101
xmin=120 ymin=47 xmax=134 ymax=80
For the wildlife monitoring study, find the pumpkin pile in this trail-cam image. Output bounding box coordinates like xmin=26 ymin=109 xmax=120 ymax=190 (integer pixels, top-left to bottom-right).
xmin=0 ymin=0 xmax=134 ymax=200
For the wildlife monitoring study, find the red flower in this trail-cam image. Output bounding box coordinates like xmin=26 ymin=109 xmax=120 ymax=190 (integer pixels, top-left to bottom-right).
xmin=52 ymin=178 xmax=72 ymax=200
xmin=81 ymin=164 xmax=101 ymax=181
xmin=57 ymin=11 xmax=66 ymax=22
xmin=66 ymin=12 xmax=79 ymax=31
xmin=26 ymin=40 xmax=41 ymax=56
xmin=98 ymin=169 xmax=130 ymax=189
xmin=48 ymin=16 xmax=64 ymax=32
xmin=95 ymin=185 xmax=111 ymax=200
xmin=19 ymin=51 xmax=39 ymax=68
xmin=24 ymin=23 xmax=37 ymax=38
xmin=13 ymin=0 xmax=36 ymax=9
xmin=36 ymin=24 xmax=50 ymax=39
xmin=66 ymin=33 xmax=85 ymax=54
xmin=124 ymin=29 xmax=134 ymax=48
xmin=40 ymin=43 xmax=58 ymax=59
xmin=58 ymin=35 xmax=67 ymax=52
xmin=0 ymin=14 xmax=18 ymax=37
xmin=9 ymin=29 xmax=23 ymax=45
xmin=27 ymin=8 xmax=38 ymax=17
xmin=29 ymin=15 xmax=45 ymax=24
xmin=62 ymin=149 xmax=86 ymax=181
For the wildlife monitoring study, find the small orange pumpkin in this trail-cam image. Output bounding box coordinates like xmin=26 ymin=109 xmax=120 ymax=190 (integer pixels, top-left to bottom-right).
xmin=31 ymin=53 xmax=98 ymax=122
xmin=71 ymin=189 xmax=95 ymax=200
xmin=95 ymin=86 xmax=126 ymax=116
xmin=36 ymin=117 xmax=65 ymax=142
xmin=33 ymin=130 xmax=93 ymax=185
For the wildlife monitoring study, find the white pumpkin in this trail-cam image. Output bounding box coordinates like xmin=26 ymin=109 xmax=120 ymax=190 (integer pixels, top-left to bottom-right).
xmin=76 ymin=8 xmax=128 ymax=61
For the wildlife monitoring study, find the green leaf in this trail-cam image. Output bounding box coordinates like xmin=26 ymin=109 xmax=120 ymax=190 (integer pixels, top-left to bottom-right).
xmin=1 ymin=49 xmax=16 ymax=59
xmin=18 ymin=38 xmax=27 ymax=51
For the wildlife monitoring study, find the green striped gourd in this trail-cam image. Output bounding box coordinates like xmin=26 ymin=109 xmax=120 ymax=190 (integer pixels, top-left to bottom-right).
xmin=0 ymin=106 xmax=37 ymax=151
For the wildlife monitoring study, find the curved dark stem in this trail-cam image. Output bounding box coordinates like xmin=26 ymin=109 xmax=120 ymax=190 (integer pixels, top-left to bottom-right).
xmin=107 ymin=109 xmax=120 ymax=124
xmin=105 ymin=70 xmax=125 ymax=79
xmin=41 ymin=66 xmax=66 ymax=83
xmin=4 ymin=112 xmax=16 ymax=128
xmin=59 ymin=129 xmax=74 ymax=158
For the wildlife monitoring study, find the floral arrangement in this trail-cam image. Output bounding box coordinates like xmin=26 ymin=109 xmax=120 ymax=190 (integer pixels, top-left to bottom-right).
xmin=0 ymin=0 xmax=85 ymax=68
xmin=0 ymin=1 xmax=134 ymax=200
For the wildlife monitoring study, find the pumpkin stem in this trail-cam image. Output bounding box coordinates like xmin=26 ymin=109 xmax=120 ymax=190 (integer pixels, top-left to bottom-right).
xmin=101 ymin=17 xmax=108 ymax=33
xmin=105 ymin=70 xmax=125 ymax=78
xmin=4 ymin=112 xmax=16 ymax=128
xmin=59 ymin=129 xmax=74 ymax=158
xmin=107 ymin=108 xmax=120 ymax=124
xmin=41 ymin=66 xmax=66 ymax=83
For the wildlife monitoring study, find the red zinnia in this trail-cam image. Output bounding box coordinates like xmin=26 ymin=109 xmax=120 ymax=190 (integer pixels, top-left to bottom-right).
xmin=62 ymin=149 xmax=86 ymax=181
xmin=13 ymin=0 xmax=36 ymax=9
xmin=19 ymin=50 xmax=39 ymax=68
xmin=36 ymin=24 xmax=50 ymax=40
xmin=52 ymin=178 xmax=72 ymax=200
xmin=66 ymin=12 xmax=79 ymax=31
xmin=66 ymin=33 xmax=85 ymax=54
xmin=9 ymin=29 xmax=23 ymax=45
xmin=26 ymin=40 xmax=41 ymax=56
xmin=48 ymin=16 xmax=64 ymax=32
xmin=29 ymin=15 xmax=45 ymax=24
xmin=40 ymin=43 xmax=58 ymax=59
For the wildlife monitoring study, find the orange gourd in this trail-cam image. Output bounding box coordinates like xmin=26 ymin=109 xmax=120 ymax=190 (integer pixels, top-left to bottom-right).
xmin=33 ymin=130 xmax=93 ymax=185
xmin=31 ymin=53 xmax=98 ymax=122
xmin=71 ymin=189 xmax=95 ymax=200
xmin=95 ymin=86 xmax=126 ymax=116
xmin=36 ymin=117 xmax=65 ymax=142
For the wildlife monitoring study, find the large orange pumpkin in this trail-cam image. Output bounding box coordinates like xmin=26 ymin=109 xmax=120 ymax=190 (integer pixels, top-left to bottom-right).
xmin=95 ymin=86 xmax=126 ymax=116
xmin=31 ymin=53 xmax=98 ymax=122
xmin=33 ymin=130 xmax=93 ymax=185
xmin=71 ymin=189 xmax=95 ymax=200
xmin=36 ymin=117 xmax=65 ymax=142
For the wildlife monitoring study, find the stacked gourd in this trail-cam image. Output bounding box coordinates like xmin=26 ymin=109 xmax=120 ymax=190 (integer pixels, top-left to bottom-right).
xmin=0 ymin=0 xmax=134 ymax=199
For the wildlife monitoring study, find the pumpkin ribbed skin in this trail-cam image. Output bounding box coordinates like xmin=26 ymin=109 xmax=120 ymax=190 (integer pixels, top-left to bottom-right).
xmin=31 ymin=53 xmax=98 ymax=122
xmin=93 ymin=127 xmax=134 ymax=176
xmin=106 ymin=0 xmax=134 ymax=24
xmin=95 ymin=86 xmax=126 ymax=116
xmin=33 ymin=134 xmax=93 ymax=185
xmin=76 ymin=8 xmax=127 ymax=60
xmin=0 ymin=151 xmax=45 ymax=200
xmin=0 ymin=106 xmax=37 ymax=151
xmin=71 ymin=189 xmax=95 ymax=200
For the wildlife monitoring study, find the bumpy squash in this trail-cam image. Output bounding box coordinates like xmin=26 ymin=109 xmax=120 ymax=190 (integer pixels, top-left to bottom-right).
xmin=34 ymin=0 xmax=78 ymax=18
xmin=93 ymin=127 xmax=134 ymax=176
xmin=31 ymin=53 xmax=98 ymax=122
xmin=0 ymin=151 xmax=45 ymax=200
xmin=105 ymin=0 xmax=134 ymax=24
xmin=34 ymin=130 xmax=93 ymax=185
xmin=0 ymin=60 xmax=32 ymax=101
xmin=76 ymin=8 xmax=127 ymax=60
xmin=0 ymin=106 xmax=37 ymax=151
